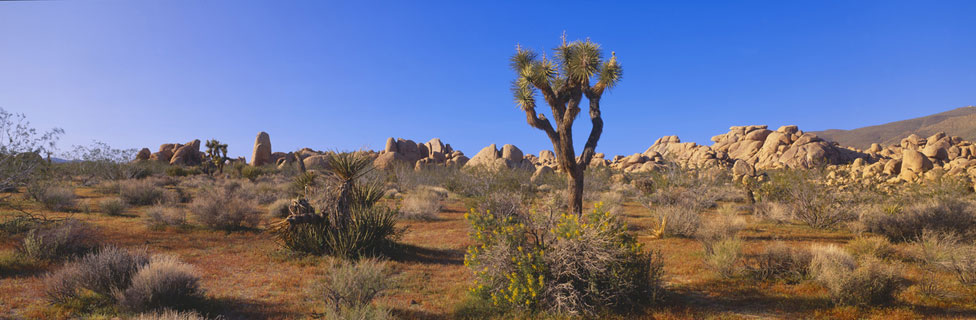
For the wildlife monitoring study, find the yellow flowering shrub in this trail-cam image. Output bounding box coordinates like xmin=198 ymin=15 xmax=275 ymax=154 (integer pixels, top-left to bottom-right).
xmin=464 ymin=203 xmax=662 ymax=315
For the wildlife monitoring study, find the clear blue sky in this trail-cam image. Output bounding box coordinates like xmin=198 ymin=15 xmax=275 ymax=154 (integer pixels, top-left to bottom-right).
xmin=2 ymin=1 xmax=974 ymax=159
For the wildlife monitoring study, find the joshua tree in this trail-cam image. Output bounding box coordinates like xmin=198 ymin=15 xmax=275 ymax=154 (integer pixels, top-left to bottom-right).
xmin=204 ymin=139 xmax=228 ymax=174
xmin=511 ymin=35 xmax=621 ymax=215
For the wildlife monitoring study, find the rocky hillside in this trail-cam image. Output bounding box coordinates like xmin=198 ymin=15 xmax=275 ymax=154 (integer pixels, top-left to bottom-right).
xmin=814 ymin=106 xmax=976 ymax=150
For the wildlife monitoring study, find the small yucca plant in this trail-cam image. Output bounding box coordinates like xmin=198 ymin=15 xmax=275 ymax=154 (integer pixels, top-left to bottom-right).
xmin=270 ymin=151 xmax=400 ymax=259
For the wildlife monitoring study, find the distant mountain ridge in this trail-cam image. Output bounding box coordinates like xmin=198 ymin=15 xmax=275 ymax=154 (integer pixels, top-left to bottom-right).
xmin=813 ymin=106 xmax=976 ymax=150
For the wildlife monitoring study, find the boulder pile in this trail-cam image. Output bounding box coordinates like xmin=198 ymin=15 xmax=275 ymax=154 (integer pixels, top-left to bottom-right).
xmin=139 ymin=139 xmax=204 ymax=166
xmin=374 ymin=138 xmax=468 ymax=170
xmin=611 ymin=125 xmax=865 ymax=173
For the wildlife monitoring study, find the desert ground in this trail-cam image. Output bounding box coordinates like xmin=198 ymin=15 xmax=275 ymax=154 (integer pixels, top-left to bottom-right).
xmin=3 ymin=125 xmax=976 ymax=319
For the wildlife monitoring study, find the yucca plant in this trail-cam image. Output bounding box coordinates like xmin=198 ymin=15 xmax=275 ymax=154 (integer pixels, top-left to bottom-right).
xmin=270 ymin=152 xmax=400 ymax=259
xmin=511 ymin=34 xmax=622 ymax=216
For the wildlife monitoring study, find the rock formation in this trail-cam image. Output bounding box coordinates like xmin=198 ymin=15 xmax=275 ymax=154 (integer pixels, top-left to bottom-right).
xmin=374 ymin=137 xmax=468 ymax=170
xmin=251 ymin=131 xmax=272 ymax=167
xmin=144 ymin=140 xmax=204 ymax=166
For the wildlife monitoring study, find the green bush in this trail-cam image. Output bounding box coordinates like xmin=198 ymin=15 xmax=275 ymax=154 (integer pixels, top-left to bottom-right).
xmin=464 ymin=203 xmax=662 ymax=316
xmin=165 ymin=166 xmax=199 ymax=177
xmin=240 ymin=165 xmax=264 ymax=181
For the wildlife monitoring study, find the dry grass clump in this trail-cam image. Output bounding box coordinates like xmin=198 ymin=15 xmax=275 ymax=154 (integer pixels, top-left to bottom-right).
xmin=914 ymin=231 xmax=976 ymax=286
xmin=100 ymin=197 xmax=128 ymax=216
xmin=117 ymin=254 xmax=204 ymax=311
xmin=654 ymin=203 xmax=701 ymax=238
xmin=750 ymin=243 xmax=811 ymax=282
xmin=846 ymin=235 xmax=895 ymax=260
xmin=860 ymin=199 xmax=976 ymax=242
xmin=120 ymin=179 xmax=166 ymax=206
xmin=809 ymin=245 xmax=902 ymax=306
xmin=752 ymin=201 xmax=791 ymax=223
xmin=145 ymin=206 xmax=187 ymax=229
xmin=400 ymin=189 xmax=443 ymax=220
xmin=19 ymin=219 xmax=98 ymax=261
xmin=44 ymin=247 xmax=204 ymax=312
xmin=189 ymin=186 xmax=261 ymax=230
xmin=699 ymin=205 xmax=746 ymax=278
xmin=316 ymin=258 xmax=394 ymax=320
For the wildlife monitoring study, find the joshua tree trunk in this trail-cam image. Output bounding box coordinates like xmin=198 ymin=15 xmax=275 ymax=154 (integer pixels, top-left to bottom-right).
xmin=510 ymin=36 xmax=620 ymax=216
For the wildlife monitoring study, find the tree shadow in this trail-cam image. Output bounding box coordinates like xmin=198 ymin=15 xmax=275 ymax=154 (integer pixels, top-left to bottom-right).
xmin=388 ymin=243 xmax=464 ymax=266
xmin=197 ymin=296 xmax=304 ymax=320
xmin=391 ymin=307 xmax=450 ymax=320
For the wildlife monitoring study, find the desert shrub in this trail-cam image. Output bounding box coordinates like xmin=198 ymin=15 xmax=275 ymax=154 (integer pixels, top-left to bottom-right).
xmin=94 ymin=180 xmax=121 ymax=195
xmin=316 ymin=258 xmax=394 ymax=320
xmin=860 ymin=199 xmax=976 ymax=242
xmin=134 ymin=309 xmax=207 ymax=320
xmin=809 ymin=245 xmax=901 ymax=306
xmin=240 ymin=180 xmax=282 ymax=205
xmin=19 ymin=219 xmax=98 ymax=261
xmin=27 ymin=182 xmax=77 ymax=212
xmin=847 ymin=235 xmax=895 ymax=259
xmin=189 ymin=186 xmax=261 ymax=230
xmin=750 ymin=243 xmax=811 ymax=282
xmin=400 ymin=189 xmax=442 ymax=220
xmin=465 ymin=203 xmax=662 ymax=316
xmin=100 ymin=197 xmax=128 ymax=216
xmin=267 ymin=198 xmax=293 ymax=219
xmin=44 ymin=246 xmax=150 ymax=304
xmin=45 ymin=247 xmax=203 ymax=312
xmin=117 ymin=254 xmax=204 ymax=311
xmin=120 ymin=179 xmax=165 ymax=206
xmin=787 ymin=178 xmax=855 ymax=229
xmin=654 ymin=203 xmax=701 ymax=238
xmin=145 ymin=206 xmax=187 ymax=229
xmin=915 ymin=231 xmax=976 ymax=286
